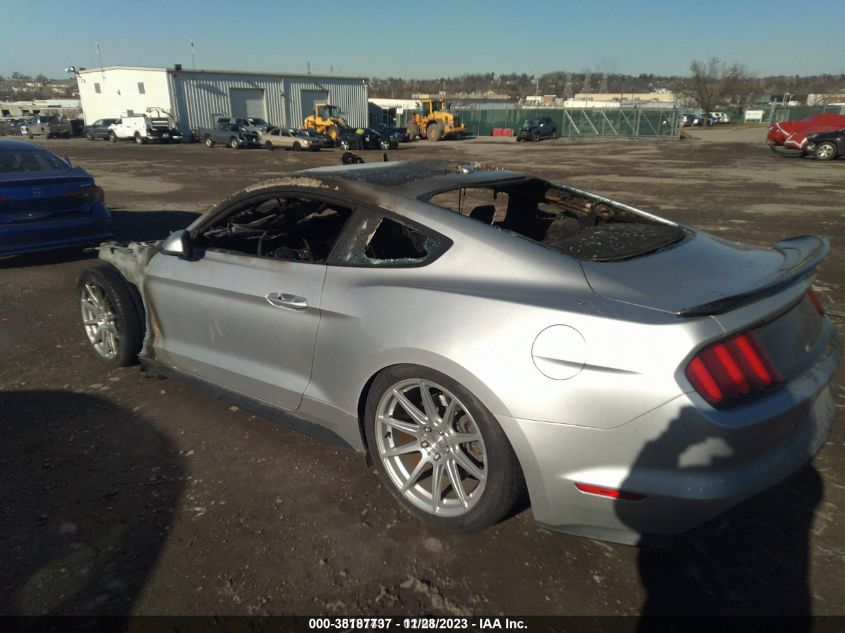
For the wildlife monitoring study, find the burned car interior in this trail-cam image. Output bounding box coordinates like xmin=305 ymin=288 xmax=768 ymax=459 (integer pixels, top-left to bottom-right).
xmin=428 ymin=178 xmax=686 ymax=261
xmin=199 ymin=197 xmax=352 ymax=262
xmin=197 ymin=193 xmax=440 ymax=267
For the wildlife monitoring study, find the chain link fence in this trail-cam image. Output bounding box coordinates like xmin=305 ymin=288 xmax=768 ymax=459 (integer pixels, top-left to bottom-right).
xmin=452 ymin=106 xmax=680 ymax=139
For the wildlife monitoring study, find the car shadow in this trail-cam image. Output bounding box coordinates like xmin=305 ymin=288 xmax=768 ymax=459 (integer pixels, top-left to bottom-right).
xmin=615 ymin=406 xmax=821 ymax=624
xmin=0 ymin=390 xmax=185 ymax=615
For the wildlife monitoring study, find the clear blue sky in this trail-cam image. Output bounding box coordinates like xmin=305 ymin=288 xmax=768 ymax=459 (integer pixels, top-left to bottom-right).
xmin=2 ymin=0 xmax=843 ymax=79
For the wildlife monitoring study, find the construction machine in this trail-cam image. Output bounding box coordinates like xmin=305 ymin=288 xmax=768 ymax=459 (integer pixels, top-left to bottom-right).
xmin=406 ymin=98 xmax=465 ymax=141
xmin=303 ymin=103 xmax=347 ymax=140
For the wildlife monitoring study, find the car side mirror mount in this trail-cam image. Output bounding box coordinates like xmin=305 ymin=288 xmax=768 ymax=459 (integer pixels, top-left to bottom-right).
xmin=65 ymin=156 xmax=72 ymax=167
xmin=161 ymin=229 xmax=192 ymax=257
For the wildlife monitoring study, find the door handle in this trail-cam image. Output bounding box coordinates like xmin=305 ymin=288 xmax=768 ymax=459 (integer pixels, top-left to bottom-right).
xmin=265 ymin=292 xmax=308 ymax=310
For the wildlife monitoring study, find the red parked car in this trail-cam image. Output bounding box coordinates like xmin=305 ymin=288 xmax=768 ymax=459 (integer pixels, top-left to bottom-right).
xmin=768 ymin=113 xmax=845 ymax=153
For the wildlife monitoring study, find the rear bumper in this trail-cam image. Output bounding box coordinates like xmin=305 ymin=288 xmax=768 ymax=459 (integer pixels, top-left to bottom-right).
xmin=498 ymin=325 xmax=840 ymax=545
xmin=0 ymin=207 xmax=112 ymax=256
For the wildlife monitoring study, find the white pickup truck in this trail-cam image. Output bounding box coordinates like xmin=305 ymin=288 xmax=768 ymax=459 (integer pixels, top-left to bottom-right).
xmin=107 ymin=114 xmax=182 ymax=144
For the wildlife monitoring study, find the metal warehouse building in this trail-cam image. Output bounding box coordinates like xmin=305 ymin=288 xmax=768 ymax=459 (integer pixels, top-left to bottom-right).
xmin=76 ymin=66 xmax=369 ymax=137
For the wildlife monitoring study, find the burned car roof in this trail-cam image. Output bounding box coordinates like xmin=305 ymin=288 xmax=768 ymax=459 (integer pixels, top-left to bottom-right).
xmin=292 ymin=160 xmax=526 ymax=198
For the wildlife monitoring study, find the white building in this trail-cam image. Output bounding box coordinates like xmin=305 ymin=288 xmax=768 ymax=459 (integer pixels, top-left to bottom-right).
xmin=76 ymin=66 xmax=369 ymax=136
xmin=367 ymin=97 xmax=422 ymax=126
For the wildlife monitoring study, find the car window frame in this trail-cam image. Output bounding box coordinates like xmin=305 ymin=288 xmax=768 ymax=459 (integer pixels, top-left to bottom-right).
xmin=326 ymin=206 xmax=452 ymax=269
xmin=188 ymin=189 xmax=358 ymax=266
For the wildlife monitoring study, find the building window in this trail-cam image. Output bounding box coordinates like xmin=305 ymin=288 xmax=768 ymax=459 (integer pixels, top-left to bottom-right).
xmin=137 ymin=82 xmax=145 ymax=94
xmin=94 ymin=83 xmax=101 ymax=94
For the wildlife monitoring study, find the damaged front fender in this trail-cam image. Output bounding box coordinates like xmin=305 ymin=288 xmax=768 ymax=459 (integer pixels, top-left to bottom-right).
xmin=96 ymin=240 xmax=161 ymax=359
xmin=96 ymin=240 xmax=160 ymax=287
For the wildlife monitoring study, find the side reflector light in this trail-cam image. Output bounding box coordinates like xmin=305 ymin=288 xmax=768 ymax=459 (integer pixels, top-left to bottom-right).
xmin=685 ymin=331 xmax=783 ymax=407
xmin=574 ymin=483 xmax=645 ymax=501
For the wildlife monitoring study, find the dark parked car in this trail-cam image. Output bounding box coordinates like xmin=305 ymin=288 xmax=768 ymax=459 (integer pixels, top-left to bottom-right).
xmin=805 ymin=128 xmax=845 ymax=161
xmin=0 ymin=118 xmax=27 ymax=136
xmin=0 ymin=139 xmax=111 ymax=256
xmin=199 ymin=121 xmax=260 ymax=149
xmin=375 ymin=124 xmax=411 ymax=143
xmin=84 ymin=118 xmax=118 ymax=141
xmin=517 ymin=116 xmax=557 ymax=142
xmin=682 ymin=113 xmax=702 ymax=127
xmin=335 ymin=127 xmax=397 ymax=151
xmin=302 ymin=129 xmax=335 ymax=149
xmin=234 ymin=117 xmax=273 ymax=134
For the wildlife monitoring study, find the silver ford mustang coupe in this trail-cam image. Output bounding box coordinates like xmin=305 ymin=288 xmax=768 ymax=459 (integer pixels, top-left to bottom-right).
xmin=77 ymin=160 xmax=840 ymax=544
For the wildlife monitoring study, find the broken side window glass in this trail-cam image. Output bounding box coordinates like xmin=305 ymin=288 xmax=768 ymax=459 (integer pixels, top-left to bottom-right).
xmin=338 ymin=216 xmax=438 ymax=267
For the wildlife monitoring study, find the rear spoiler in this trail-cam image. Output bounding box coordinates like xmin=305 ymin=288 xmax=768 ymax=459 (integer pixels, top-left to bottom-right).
xmin=679 ymin=235 xmax=829 ymax=317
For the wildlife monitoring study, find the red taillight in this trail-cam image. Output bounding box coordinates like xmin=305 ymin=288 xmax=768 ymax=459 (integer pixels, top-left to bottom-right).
xmin=807 ymin=288 xmax=825 ymax=316
xmin=64 ymin=185 xmax=104 ymax=204
xmin=574 ymin=483 xmax=645 ymax=501
xmin=685 ymin=331 xmax=783 ymax=407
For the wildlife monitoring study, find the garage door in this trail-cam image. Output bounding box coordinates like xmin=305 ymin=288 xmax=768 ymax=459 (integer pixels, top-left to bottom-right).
xmin=230 ymin=88 xmax=266 ymax=119
xmin=300 ymin=90 xmax=329 ymax=122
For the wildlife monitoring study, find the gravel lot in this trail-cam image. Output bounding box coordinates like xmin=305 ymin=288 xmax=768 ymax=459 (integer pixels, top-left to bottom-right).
xmin=1 ymin=127 xmax=843 ymax=617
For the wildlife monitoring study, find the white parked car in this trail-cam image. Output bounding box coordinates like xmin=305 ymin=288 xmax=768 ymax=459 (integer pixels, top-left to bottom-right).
xmin=108 ymin=115 xmax=182 ymax=144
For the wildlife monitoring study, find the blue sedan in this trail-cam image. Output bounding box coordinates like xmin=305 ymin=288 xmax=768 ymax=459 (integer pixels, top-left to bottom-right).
xmin=0 ymin=139 xmax=112 ymax=257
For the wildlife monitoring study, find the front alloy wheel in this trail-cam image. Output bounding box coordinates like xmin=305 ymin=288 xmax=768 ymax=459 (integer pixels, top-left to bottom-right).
xmin=81 ymin=281 xmax=124 ymax=361
xmin=815 ymin=141 xmax=837 ymax=161
xmin=77 ymin=266 xmax=143 ymax=367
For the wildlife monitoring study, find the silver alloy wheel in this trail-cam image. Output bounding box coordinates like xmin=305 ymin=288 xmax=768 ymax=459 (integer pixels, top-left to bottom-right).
xmin=375 ymin=379 xmax=487 ymax=517
xmin=80 ymin=282 xmax=120 ymax=360
xmin=816 ymin=142 xmax=836 ymax=160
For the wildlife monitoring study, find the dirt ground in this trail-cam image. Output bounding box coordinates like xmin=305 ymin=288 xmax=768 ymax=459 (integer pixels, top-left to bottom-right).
xmin=1 ymin=127 xmax=844 ymax=618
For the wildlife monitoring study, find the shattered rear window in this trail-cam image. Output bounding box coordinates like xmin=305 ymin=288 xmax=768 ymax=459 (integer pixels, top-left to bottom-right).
xmin=427 ymin=178 xmax=685 ymax=261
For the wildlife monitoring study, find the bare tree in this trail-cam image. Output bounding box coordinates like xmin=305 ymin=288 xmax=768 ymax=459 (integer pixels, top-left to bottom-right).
xmin=685 ymin=57 xmax=757 ymax=123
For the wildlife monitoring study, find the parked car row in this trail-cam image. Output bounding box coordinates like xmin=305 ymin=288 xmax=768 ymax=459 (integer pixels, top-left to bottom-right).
xmin=195 ymin=117 xmax=404 ymax=152
xmin=682 ymin=112 xmax=731 ymax=127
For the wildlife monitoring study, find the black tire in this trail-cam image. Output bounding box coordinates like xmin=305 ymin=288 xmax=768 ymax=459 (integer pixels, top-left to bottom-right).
xmin=339 ymin=139 xmax=350 ymax=151
xmin=265 ymin=141 xmax=275 ymax=151
xmin=815 ymin=141 xmax=837 ymax=161
xmin=531 ymin=132 xmax=540 ymax=142
xmin=229 ymin=137 xmax=239 ymax=149
xmin=109 ymin=132 xmax=117 ymax=143
xmin=379 ymin=139 xmax=391 ymax=150
xmin=406 ymin=122 xmax=420 ymax=140
xmin=77 ymin=265 xmax=144 ymax=367
xmin=293 ymin=141 xmax=301 ymax=152
xmin=427 ymin=124 xmax=442 ymax=142
xmin=134 ymin=132 xmax=145 ymax=145
xmin=205 ymin=136 xmax=214 ymax=148
xmin=364 ymin=364 xmax=525 ymax=532
xmin=86 ymin=132 xmax=94 ymax=141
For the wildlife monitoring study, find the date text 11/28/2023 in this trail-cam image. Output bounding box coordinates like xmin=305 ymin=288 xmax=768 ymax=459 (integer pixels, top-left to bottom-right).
xmin=307 ymin=617 xmax=528 ymax=630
